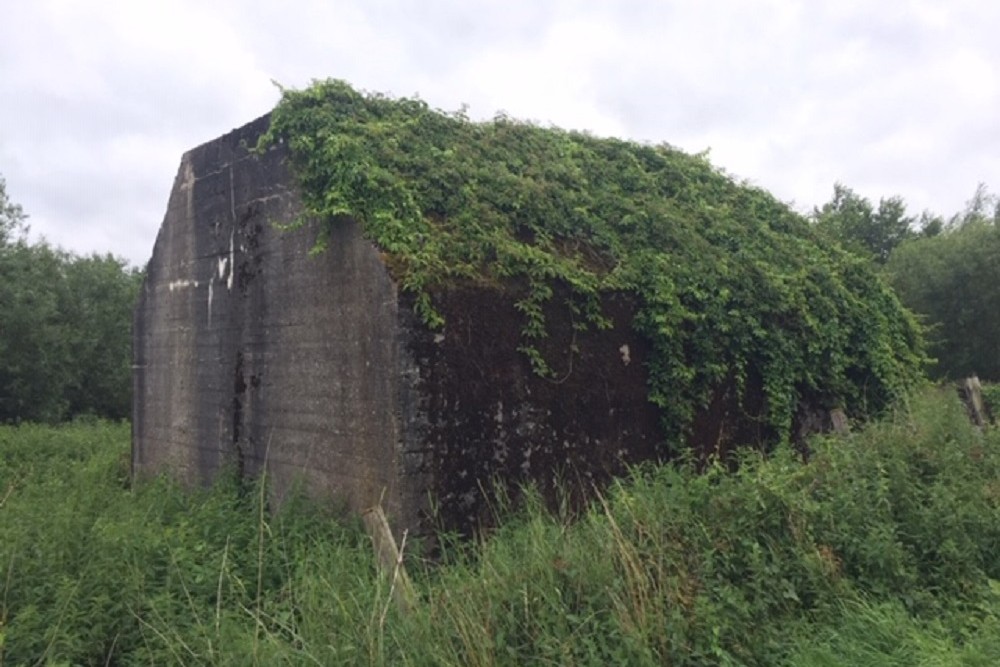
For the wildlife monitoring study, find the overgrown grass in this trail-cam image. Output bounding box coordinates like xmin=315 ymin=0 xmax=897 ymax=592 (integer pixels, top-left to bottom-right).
xmin=2 ymin=388 xmax=1000 ymax=665
xmin=0 ymin=421 xmax=370 ymax=665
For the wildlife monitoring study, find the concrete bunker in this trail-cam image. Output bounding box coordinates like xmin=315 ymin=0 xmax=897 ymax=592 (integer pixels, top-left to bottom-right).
xmin=134 ymin=85 xmax=924 ymax=537
xmin=132 ymin=115 xmax=662 ymax=536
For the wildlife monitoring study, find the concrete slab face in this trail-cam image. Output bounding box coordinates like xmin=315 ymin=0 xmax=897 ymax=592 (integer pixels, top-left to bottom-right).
xmin=133 ymin=116 xmax=416 ymax=526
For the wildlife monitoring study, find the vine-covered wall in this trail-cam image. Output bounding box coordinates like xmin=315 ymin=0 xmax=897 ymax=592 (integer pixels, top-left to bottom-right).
xmin=260 ymin=80 xmax=927 ymax=452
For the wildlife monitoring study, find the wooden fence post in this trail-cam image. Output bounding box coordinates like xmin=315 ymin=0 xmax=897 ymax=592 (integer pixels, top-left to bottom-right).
xmin=829 ymin=408 xmax=850 ymax=435
xmin=960 ymin=376 xmax=987 ymax=428
xmin=362 ymin=505 xmax=417 ymax=615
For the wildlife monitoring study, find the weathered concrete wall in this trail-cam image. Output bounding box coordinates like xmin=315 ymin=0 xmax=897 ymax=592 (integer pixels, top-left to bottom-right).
xmin=133 ymin=116 xmax=425 ymax=528
xmin=134 ymin=115 xmax=662 ymax=536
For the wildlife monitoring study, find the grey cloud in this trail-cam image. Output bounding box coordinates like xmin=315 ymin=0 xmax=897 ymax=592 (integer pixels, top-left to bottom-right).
xmin=1 ymin=0 xmax=998 ymax=265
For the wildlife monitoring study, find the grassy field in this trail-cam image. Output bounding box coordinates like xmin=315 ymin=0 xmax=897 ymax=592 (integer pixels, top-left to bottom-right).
xmin=2 ymin=388 xmax=1000 ymax=665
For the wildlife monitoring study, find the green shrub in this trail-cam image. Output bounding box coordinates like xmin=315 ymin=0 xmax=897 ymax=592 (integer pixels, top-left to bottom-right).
xmin=982 ymin=382 xmax=1000 ymax=422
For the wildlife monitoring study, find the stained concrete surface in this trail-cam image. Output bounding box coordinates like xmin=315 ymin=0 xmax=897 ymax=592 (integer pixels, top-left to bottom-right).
xmin=134 ymin=115 xmax=677 ymax=537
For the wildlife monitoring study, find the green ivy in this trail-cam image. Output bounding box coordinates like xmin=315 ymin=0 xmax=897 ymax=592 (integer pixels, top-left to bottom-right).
xmin=258 ymin=79 xmax=926 ymax=450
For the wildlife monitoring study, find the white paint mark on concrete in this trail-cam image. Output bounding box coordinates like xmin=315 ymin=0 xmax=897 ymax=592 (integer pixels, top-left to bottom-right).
xmin=182 ymin=161 xmax=195 ymax=190
xmin=227 ymin=229 xmax=235 ymax=290
xmin=207 ymin=280 xmax=213 ymax=327
xmin=168 ymin=279 xmax=199 ymax=292
xmin=619 ymin=343 xmax=631 ymax=366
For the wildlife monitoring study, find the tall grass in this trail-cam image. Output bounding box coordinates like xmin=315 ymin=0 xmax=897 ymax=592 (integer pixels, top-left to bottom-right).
xmin=2 ymin=387 xmax=999 ymax=665
xmin=0 ymin=421 xmax=370 ymax=665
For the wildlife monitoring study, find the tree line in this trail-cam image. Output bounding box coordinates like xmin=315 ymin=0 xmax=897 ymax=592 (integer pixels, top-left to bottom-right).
xmin=813 ymin=182 xmax=1000 ymax=381
xmin=0 ymin=175 xmax=142 ymax=423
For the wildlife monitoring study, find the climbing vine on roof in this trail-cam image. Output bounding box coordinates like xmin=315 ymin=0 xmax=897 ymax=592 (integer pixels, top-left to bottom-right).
xmin=259 ymin=79 xmax=926 ymax=450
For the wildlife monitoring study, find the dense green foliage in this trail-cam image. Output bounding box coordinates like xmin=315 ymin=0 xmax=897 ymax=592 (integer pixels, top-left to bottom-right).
xmin=811 ymin=183 xmax=920 ymax=263
xmin=812 ymin=182 xmax=998 ymax=382
xmin=260 ymin=80 xmax=925 ymax=448
xmin=3 ymin=392 xmax=1000 ymax=664
xmin=0 ymin=175 xmax=141 ymax=423
xmin=0 ymin=422 xmax=364 ymax=664
xmin=885 ymin=187 xmax=1000 ymax=381
xmin=0 ymin=175 xmax=25 ymax=247
xmin=983 ymin=382 xmax=1000 ymax=420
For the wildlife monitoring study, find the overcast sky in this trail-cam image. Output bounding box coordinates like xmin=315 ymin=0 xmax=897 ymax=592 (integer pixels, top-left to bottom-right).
xmin=1 ymin=0 xmax=997 ymax=267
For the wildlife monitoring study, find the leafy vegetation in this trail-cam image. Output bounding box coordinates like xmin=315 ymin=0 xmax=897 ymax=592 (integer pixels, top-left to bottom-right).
xmin=814 ymin=181 xmax=999 ymax=382
xmin=259 ymin=80 xmax=925 ymax=448
xmin=0 ymin=174 xmax=25 ymax=247
xmin=0 ymin=175 xmax=141 ymax=423
xmin=0 ymin=421 xmax=365 ymax=665
xmin=884 ymin=186 xmax=1000 ymax=381
xmin=2 ymin=390 xmax=1000 ymax=664
xmin=811 ymin=183 xmax=924 ymax=264
xmin=981 ymin=382 xmax=1000 ymax=421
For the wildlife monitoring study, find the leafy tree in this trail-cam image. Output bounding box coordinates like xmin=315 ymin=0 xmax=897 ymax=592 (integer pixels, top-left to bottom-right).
xmin=0 ymin=241 xmax=74 ymax=421
xmin=917 ymin=211 xmax=945 ymax=238
xmin=948 ymin=182 xmax=999 ymax=228
xmin=813 ymin=183 xmax=915 ymax=263
xmin=61 ymin=254 xmax=143 ymax=418
xmin=0 ymin=174 xmax=27 ymax=246
xmin=885 ymin=185 xmax=1000 ymax=380
xmin=0 ymin=174 xmax=141 ymax=422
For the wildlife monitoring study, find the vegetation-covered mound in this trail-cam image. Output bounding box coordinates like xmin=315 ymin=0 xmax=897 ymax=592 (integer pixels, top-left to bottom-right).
xmin=260 ymin=80 xmax=925 ymax=447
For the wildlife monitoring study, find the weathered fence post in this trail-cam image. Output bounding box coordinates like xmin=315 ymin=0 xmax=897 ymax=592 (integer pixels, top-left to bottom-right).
xmin=829 ymin=408 xmax=850 ymax=435
xmin=362 ymin=505 xmax=417 ymax=615
xmin=959 ymin=375 xmax=988 ymax=427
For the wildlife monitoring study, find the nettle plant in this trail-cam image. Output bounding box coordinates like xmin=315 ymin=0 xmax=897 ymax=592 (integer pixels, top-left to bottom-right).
xmin=259 ymin=79 xmax=926 ymax=450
